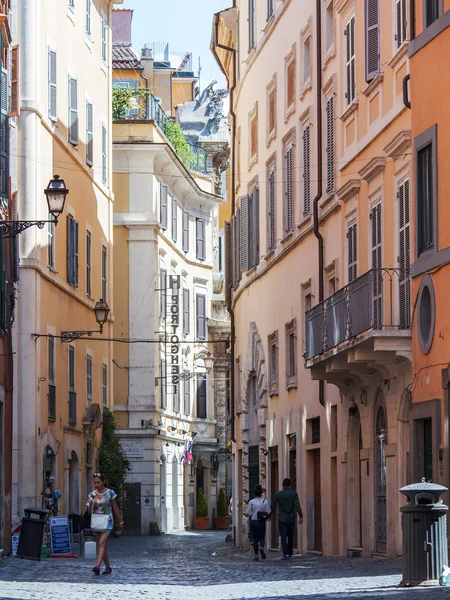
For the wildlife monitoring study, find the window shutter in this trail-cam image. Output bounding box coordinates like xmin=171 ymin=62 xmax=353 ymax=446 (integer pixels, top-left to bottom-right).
xmin=10 ymin=193 xmax=19 ymax=282
xmin=196 ymin=374 xmax=207 ymax=419
xmin=184 ymin=379 xmax=191 ymax=415
xmin=326 ymin=96 xmax=335 ymax=194
xmin=365 ymin=0 xmax=380 ymax=82
xmin=182 ymin=209 xmax=189 ymax=252
xmin=102 ymin=245 xmax=107 ymax=301
xmin=196 ymin=294 xmax=206 ymax=340
xmin=86 ymin=230 xmax=91 ymax=296
xmin=196 ymin=218 xmax=206 ymax=260
xmin=11 ymin=45 xmax=19 ymax=117
xmin=160 ymin=268 xmax=167 ymax=319
xmin=48 ymin=337 xmax=55 ymax=383
xmin=284 ymin=146 xmax=293 ymax=233
xmin=302 ymin=126 xmax=311 ymax=216
xmin=348 ymin=222 xmax=357 ymax=283
xmin=396 ymin=0 xmax=407 ymax=46
xmin=345 ymin=17 xmax=356 ymax=105
xmin=74 ymin=219 xmax=79 ymax=286
xmin=183 ymin=288 xmax=190 ymax=335
xmin=0 ymin=68 xmax=8 ymax=203
xmin=371 ymin=204 xmax=382 ymax=328
xmin=101 ymin=12 xmax=107 ymax=63
xmin=239 ymin=196 xmax=249 ymax=271
xmin=86 ymin=0 xmax=91 ymax=35
xmin=160 ymin=359 xmax=166 ymax=409
xmin=102 ymin=123 xmax=107 ymax=184
xmin=172 ymin=198 xmax=178 ymax=242
xmin=399 ymin=180 xmax=411 ymax=329
xmin=267 ymin=0 xmax=274 ymax=20
xmin=86 ymin=101 xmax=93 ymax=166
xmin=224 ymin=221 xmax=232 ymax=302
xmin=268 ymin=168 xmax=276 ymax=250
xmin=248 ymin=0 xmax=255 ymax=52
xmin=48 ymin=50 xmax=57 ymax=120
xmin=251 ymin=187 xmax=260 ymax=267
xmin=68 ymin=77 xmax=78 ymax=145
xmin=160 ymin=184 xmax=168 ymax=229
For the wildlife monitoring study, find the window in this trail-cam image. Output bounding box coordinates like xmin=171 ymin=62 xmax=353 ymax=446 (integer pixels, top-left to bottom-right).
xmin=267 ymin=0 xmax=274 ymax=20
xmin=326 ymin=1 xmax=334 ymax=50
xmin=101 ymin=245 xmax=107 ymax=301
xmin=371 ymin=203 xmax=383 ymax=328
xmin=68 ymin=346 xmax=76 ymax=424
xmin=183 ymin=378 xmax=190 ymax=415
xmin=196 ymin=373 xmax=207 ymax=419
xmin=48 ymin=336 xmax=56 ymax=420
xmin=182 ymin=210 xmax=189 ymax=252
xmin=239 ymin=189 xmax=260 ymax=270
xmin=325 ymin=96 xmax=335 ymax=194
xmin=160 ymin=184 xmax=168 ymax=229
xmin=365 ymin=0 xmax=380 ymax=82
xmin=196 ymin=293 xmax=206 ymax=340
xmin=268 ymin=85 xmax=276 ymax=139
xmin=396 ymin=0 xmax=407 ymax=47
xmin=173 ymin=385 xmax=180 ymax=413
xmin=286 ymin=56 xmax=296 ymax=110
xmin=160 ymin=268 xmax=167 ymax=320
xmin=86 ymin=101 xmax=93 ymax=166
xmin=302 ymin=36 xmax=311 ymax=84
xmin=67 ymin=215 xmax=79 ymax=286
xmin=160 ymin=360 xmax=166 ymax=409
xmin=113 ymin=80 xmax=139 ymax=116
xmin=248 ymin=0 xmax=255 ymax=52
xmin=172 ymin=198 xmax=178 ymax=242
xmin=283 ymin=143 xmax=294 ymax=234
xmin=417 ymin=144 xmax=433 ymax=254
xmin=302 ymin=125 xmax=311 ymax=216
xmin=86 ymin=231 xmax=91 ymax=297
xmin=425 ymin=0 xmax=440 ymax=27
xmin=331 ymin=405 xmax=338 ymax=452
xmin=102 ymin=364 xmax=107 ymax=407
xmin=398 ymin=179 xmax=411 ymax=329
xmin=48 ymin=214 xmax=55 ymax=269
xmin=267 ymin=162 xmax=276 ymax=251
xmin=0 ymin=68 xmax=7 ymax=205
xmin=85 ymin=0 xmax=91 ymax=36
xmin=195 ymin=218 xmax=206 ymax=260
xmin=101 ymin=10 xmax=107 ymax=63
xmin=285 ymin=319 xmax=297 ymax=389
xmin=414 ymin=417 xmax=433 ymax=482
xmin=250 ymin=112 xmax=258 ymax=161
xmin=345 ymin=16 xmax=356 ymax=105
xmin=101 ymin=123 xmax=107 ymax=184
xmin=183 ymin=288 xmax=190 ymax=335
xmin=68 ymin=76 xmax=78 ymax=145
xmin=11 ymin=46 xmax=19 ymax=118
xmin=347 ymin=221 xmax=357 ymax=283
xmin=48 ymin=50 xmax=57 ymax=121
xmin=268 ymin=330 xmax=278 ymax=396
xmin=68 ymin=0 xmax=75 ymax=11
xmin=86 ymin=355 xmax=92 ymax=399
xmin=310 ymin=417 xmax=320 ymax=444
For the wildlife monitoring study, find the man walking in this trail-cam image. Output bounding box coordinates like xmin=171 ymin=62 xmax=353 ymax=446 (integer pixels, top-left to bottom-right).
xmin=271 ymin=478 xmax=303 ymax=559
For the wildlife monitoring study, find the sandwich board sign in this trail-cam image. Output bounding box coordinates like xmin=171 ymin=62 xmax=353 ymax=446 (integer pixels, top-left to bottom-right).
xmin=49 ymin=516 xmax=71 ymax=556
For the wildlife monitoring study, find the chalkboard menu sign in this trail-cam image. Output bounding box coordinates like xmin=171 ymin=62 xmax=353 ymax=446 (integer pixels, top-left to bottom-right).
xmin=49 ymin=516 xmax=71 ymax=556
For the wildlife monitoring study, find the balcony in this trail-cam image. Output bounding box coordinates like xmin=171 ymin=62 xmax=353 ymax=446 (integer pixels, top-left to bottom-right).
xmin=69 ymin=391 xmax=77 ymax=425
xmin=113 ymin=89 xmax=207 ymax=174
xmin=305 ymin=269 xmax=412 ymax=386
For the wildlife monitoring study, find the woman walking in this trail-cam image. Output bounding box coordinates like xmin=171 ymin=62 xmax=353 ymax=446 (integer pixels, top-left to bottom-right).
xmin=87 ymin=473 xmax=122 ymax=575
xmin=245 ymin=484 xmax=270 ymax=561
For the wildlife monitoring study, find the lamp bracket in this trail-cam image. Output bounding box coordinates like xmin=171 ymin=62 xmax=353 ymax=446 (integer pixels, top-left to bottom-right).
xmin=60 ymin=330 xmax=101 ymax=343
xmin=0 ymin=219 xmax=57 ymax=238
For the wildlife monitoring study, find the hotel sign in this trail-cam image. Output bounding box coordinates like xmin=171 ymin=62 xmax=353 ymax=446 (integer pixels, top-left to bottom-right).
xmin=168 ymin=275 xmax=180 ymax=396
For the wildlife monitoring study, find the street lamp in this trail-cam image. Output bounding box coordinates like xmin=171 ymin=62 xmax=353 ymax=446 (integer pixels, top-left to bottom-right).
xmin=0 ymin=175 xmax=69 ymax=237
xmin=179 ymin=352 xmax=215 ymax=381
xmin=60 ymin=299 xmax=110 ymax=343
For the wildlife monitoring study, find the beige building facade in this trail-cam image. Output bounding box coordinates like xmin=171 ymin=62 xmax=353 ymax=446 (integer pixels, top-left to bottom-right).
xmin=214 ymin=0 xmax=412 ymax=557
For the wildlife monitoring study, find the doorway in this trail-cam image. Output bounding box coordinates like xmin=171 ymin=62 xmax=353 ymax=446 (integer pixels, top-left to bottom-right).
xmin=122 ymin=482 xmax=141 ymax=535
xmin=160 ymin=456 xmax=167 ymax=533
xmin=269 ymin=446 xmax=279 ymax=549
xmin=347 ymin=407 xmax=362 ymax=551
xmin=288 ymin=435 xmax=297 ymax=550
xmin=248 ymin=445 xmax=259 ymax=499
xmin=172 ymin=456 xmax=179 ymax=529
xmin=374 ymin=405 xmax=387 ymax=554
xmin=306 ymin=449 xmax=322 ymax=552
xmin=68 ymin=451 xmax=80 ymax=514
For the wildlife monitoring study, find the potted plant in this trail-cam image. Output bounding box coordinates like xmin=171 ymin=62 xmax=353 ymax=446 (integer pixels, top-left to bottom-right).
xmin=195 ymin=487 xmax=209 ymax=530
xmin=215 ymin=488 xmax=230 ymax=529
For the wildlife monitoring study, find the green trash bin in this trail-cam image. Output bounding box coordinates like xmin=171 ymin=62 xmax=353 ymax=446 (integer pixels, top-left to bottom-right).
xmin=400 ymin=480 xmax=448 ymax=586
xmin=16 ymin=508 xmax=48 ymax=561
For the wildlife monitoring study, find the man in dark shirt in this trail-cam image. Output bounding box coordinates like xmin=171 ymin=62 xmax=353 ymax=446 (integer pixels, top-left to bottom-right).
xmin=271 ymin=477 xmax=303 ymax=559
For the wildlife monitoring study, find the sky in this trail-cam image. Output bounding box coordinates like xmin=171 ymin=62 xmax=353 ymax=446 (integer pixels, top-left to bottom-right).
xmin=120 ymin=0 xmax=233 ymax=93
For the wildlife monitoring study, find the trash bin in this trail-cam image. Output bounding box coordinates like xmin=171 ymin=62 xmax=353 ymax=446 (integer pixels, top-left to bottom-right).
xmin=16 ymin=508 xmax=48 ymax=560
xmin=400 ymin=479 xmax=448 ymax=586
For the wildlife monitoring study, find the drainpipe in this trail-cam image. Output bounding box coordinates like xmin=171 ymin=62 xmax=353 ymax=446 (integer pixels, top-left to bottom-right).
xmin=213 ymin=4 xmax=237 ymax=442
xmin=313 ymin=0 xmax=325 ymax=407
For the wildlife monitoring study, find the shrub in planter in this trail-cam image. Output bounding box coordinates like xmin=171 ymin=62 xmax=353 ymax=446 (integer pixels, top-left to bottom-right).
xmin=215 ymin=488 xmax=230 ymax=529
xmin=195 ymin=487 xmax=209 ymax=529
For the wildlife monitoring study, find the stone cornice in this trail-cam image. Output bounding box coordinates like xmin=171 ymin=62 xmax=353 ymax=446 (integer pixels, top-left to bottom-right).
xmin=336 ymin=178 xmax=361 ymax=202
xmin=358 ymin=156 xmax=386 ymax=182
xmin=383 ymin=129 xmax=411 ymax=159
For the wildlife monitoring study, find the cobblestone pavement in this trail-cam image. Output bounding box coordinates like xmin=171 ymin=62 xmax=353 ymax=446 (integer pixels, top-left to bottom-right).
xmin=0 ymin=530 xmax=449 ymax=599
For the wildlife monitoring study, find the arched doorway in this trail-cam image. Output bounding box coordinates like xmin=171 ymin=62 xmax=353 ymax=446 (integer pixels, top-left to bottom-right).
xmin=43 ymin=445 xmax=56 ymax=512
xmin=374 ymin=399 xmax=387 ymax=554
xmin=68 ymin=451 xmax=80 ymax=514
xmin=347 ymin=406 xmax=362 ymax=551
xmin=160 ymin=455 xmax=167 ymax=532
xmin=172 ymin=456 xmax=179 ymax=529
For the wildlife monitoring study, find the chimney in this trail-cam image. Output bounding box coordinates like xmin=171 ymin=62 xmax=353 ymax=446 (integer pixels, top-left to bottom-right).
xmin=112 ymin=9 xmax=133 ymax=44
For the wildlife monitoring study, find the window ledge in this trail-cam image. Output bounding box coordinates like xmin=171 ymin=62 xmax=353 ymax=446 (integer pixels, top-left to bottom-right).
xmin=266 ymin=129 xmax=276 ymax=148
xmin=264 ymin=248 xmax=275 ymax=261
xmin=263 ymin=15 xmax=275 ymax=33
xmin=268 ymin=390 xmax=279 ymax=398
xmin=285 ymin=103 xmax=295 ymax=124
xmin=85 ymin=37 xmax=93 ymax=53
xmin=300 ymin=78 xmax=312 ymax=101
xmin=388 ymin=42 xmax=409 ymax=69
xmin=323 ymin=44 xmax=336 ymax=70
xmin=320 ymin=192 xmax=336 ymax=208
xmin=286 ymin=381 xmax=298 ymax=391
xmin=340 ymin=99 xmax=358 ymax=122
xmin=246 ymin=47 xmax=257 ymax=64
xmin=67 ymin=11 xmax=75 ymax=25
xmin=362 ymin=74 xmax=383 ymax=98
xmin=297 ymin=214 xmax=312 ymax=230
xmin=246 ymin=265 xmax=257 ymax=277
xmin=281 ymin=231 xmax=294 ymax=245
xmin=100 ymin=62 xmax=108 ymax=77
xmin=248 ymin=153 xmax=258 ymax=170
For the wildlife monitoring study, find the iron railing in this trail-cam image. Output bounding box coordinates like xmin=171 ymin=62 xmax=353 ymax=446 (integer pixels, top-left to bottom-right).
xmin=305 ymin=268 xmax=411 ymax=360
xmin=119 ymin=92 xmax=208 ymax=174
xmin=48 ymin=384 xmax=56 ymax=420
xmin=69 ymin=391 xmax=77 ymax=425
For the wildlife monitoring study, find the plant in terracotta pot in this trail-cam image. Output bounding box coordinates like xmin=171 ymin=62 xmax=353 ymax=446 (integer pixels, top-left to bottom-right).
xmin=215 ymin=488 xmax=230 ymax=529
xmin=195 ymin=487 xmax=209 ymax=530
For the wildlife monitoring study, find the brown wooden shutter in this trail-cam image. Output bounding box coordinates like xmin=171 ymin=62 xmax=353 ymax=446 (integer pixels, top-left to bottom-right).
xmin=326 ymin=96 xmax=335 ymax=194
xmin=268 ymin=168 xmax=276 ymax=250
xmin=365 ymin=0 xmax=380 ymax=82
xmin=302 ymin=125 xmax=311 ymax=216
xmin=284 ymin=146 xmax=293 ymax=233
xmin=371 ymin=204 xmax=382 ymax=328
xmin=10 ymin=45 xmax=19 ymax=118
xmin=399 ymin=180 xmax=411 ymax=329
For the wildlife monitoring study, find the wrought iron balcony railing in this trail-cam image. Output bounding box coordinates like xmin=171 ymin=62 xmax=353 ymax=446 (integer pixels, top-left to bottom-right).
xmin=305 ymin=268 xmax=411 ymax=360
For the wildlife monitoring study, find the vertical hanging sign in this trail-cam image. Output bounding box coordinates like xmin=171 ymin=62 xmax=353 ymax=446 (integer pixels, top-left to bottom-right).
xmin=168 ymin=275 xmax=180 ymax=397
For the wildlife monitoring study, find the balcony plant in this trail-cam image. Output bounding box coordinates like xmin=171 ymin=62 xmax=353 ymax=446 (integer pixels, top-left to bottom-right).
xmin=215 ymin=488 xmax=230 ymax=530
xmin=195 ymin=487 xmax=209 ymax=530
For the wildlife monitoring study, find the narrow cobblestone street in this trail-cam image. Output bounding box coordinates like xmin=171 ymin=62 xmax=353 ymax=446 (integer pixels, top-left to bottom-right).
xmin=0 ymin=531 xmax=448 ymax=600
